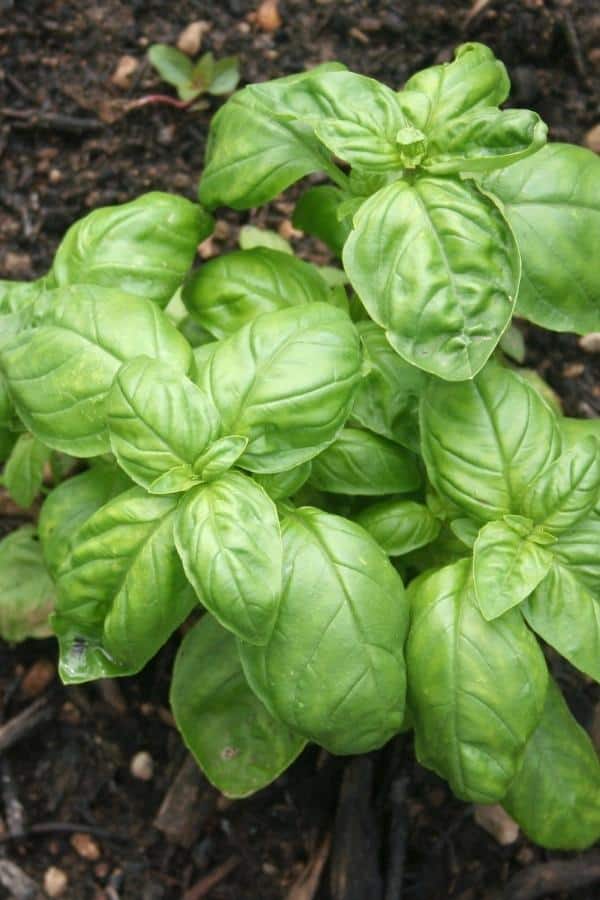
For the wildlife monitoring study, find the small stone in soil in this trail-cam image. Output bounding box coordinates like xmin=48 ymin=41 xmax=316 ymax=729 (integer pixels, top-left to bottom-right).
xmin=130 ymin=750 xmax=154 ymax=781
xmin=70 ymin=832 xmax=102 ymax=860
xmin=579 ymin=333 xmax=600 ymax=353
xmin=20 ymin=659 xmax=56 ymax=698
xmin=44 ymin=866 xmax=68 ymax=897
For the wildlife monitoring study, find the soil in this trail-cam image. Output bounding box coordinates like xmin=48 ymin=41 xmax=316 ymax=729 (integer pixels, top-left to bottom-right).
xmin=0 ymin=1 xmax=599 ymax=898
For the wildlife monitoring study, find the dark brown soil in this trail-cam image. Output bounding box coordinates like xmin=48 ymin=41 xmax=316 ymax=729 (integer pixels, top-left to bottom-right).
xmin=0 ymin=2 xmax=599 ymax=898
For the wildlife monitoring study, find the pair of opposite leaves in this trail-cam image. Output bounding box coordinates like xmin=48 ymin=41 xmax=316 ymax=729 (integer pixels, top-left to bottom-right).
xmin=199 ymin=43 xmax=600 ymax=381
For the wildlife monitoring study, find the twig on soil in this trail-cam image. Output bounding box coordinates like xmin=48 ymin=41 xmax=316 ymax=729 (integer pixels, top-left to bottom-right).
xmin=1 ymin=108 xmax=104 ymax=133
xmin=96 ymin=678 xmax=127 ymax=715
xmin=0 ymin=696 xmax=55 ymax=753
xmin=1 ymin=758 xmax=26 ymax=836
xmin=154 ymin=753 xmax=218 ymax=848
xmin=558 ymin=7 xmax=587 ymax=82
xmin=0 ymin=859 xmax=44 ymax=900
xmin=286 ymin=833 xmax=332 ymax=900
xmin=0 ymin=821 xmax=130 ymax=845
xmin=126 ymin=94 xmax=196 ymax=112
xmin=501 ymin=853 xmax=600 ymax=900
xmin=384 ymin=776 xmax=408 ymax=900
xmin=183 ymin=855 xmax=241 ymax=900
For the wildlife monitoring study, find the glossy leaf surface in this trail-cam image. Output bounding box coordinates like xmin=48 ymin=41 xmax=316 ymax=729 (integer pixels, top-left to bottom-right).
xmin=3 ymin=433 xmax=51 ymax=508
xmin=523 ymin=437 xmax=600 ymax=533
xmin=356 ymin=499 xmax=440 ymax=556
xmin=309 ymin=428 xmax=420 ymax=495
xmin=292 ymin=186 xmax=350 ymax=257
xmin=171 ymin=615 xmax=305 ymax=797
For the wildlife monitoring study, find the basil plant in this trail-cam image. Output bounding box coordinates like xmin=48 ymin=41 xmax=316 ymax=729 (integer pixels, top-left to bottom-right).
xmin=1 ymin=43 xmax=599 ymax=851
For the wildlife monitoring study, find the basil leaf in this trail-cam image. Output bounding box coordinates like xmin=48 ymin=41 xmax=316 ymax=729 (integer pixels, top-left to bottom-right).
xmin=402 ymin=43 xmax=509 ymax=131
xmin=171 ymin=615 xmax=305 ymax=797
xmin=182 ymin=248 xmax=332 ymax=339
xmin=0 ymin=526 xmax=55 ymax=642
xmin=407 ymin=558 xmax=548 ymax=803
xmin=198 ymin=64 xmax=347 ymax=210
xmin=473 ymin=519 xmax=553 ymax=620
xmin=38 ymin=463 xmax=131 ymax=579
xmin=253 ymin=462 xmax=312 ymax=500
xmin=239 ymin=507 xmax=408 ymax=754
xmin=343 ymin=177 xmax=520 ymax=381
xmin=559 ymin=416 xmax=600 ymax=452
xmin=309 ymin=427 xmax=420 ymax=495
xmin=551 ymin=515 xmax=600 ymax=593
xmin=522 ymin=437 xmax=600 ymax=533
xmin=107 ymin=356 xmax=221 ymax=494
xmin=0 ymin=285 xmax=192 ymax=457
xmin=51 ymin=193 xmax=213 ymax=308
xmin=292 ymin=186 xmax=351 ymax=257
xmin=195 ymin=304 xmax=363 ymax=473
xmin=54 ymin=487 xmax=195 ymax=682
xmin=523 ymin=562 xmax=600 ymax=682
xmin=3 ymin=433 xmax=51 ymax=508
xmin=355 ymin=499 xmax=440 ymax=556
xmin=503 ymin=679 xmax=600 ymax=850
xmin=238 ymin=226 xmax=292 ymax=255
xmin=482 ymin=144 xmax=600 ymax=333
xmin=174 ymin=472 xmax=282 ymax=645
xmin=193 ymin=435 xmax=248 ymax=482
xmin=421 ymin=362 xmax=562 ymax=522
xmin=275 ymin=71 xmax=413 ymax=172
xmin=425 ymin=108 xmax=547 ymax=175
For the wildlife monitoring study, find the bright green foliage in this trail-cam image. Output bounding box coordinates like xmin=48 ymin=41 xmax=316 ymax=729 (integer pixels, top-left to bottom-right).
xmin=148 ymin=45 xmax=240 ymax=103
xmin=0 ymin=43 xmax=598 ymax=851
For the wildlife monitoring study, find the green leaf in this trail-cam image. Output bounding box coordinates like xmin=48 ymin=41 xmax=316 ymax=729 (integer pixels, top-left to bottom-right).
xmin=198 ymin=64 xmax=347 ymax=210
xmin=498 ymin=323 xmax=526 ymax=363
xmin=195 ymin=303 xmax=363 ymax=473
xmin=182 ymin=248 xmax=332 ymax=339
xmin=274 ymin=70 xmax=413 ymax=172
xmin=523 ymin=562 xmax=600 ymax=682
xmin=503 ymin=679 xmax=600 ymax=850
xmin=482 ymin=144 xmax=600 ymax=334
xmin=239 ymin=507 xmax=408 ymax=754
xmin=401 ymin=42 xmax=509 ymax=131
xmin=560 ymin=416 xmax=600 ymax=451
xmin=148 ymin=44 xmax=194 ymax=88
xmin=209 ymin=56 xmax=240 ymax=96
xmin=252 ymin=461 xmax=312 ymax=500
xmin=0 ymin=285 xmax=192 ymax=457
xmin=193 ymin=435 xmax=248 ymax=482
xmin=473 ymin=519 xmax=553 ymax=620
xmin=355 ymin=499 xmax=440 ymax=556
xmin=309 ymin=427 xmax=420 ymax=495
xmin=551 ymin=514 xmax=600 ymax=593
xmin=0 ymin=526 xmax=55 ymax=642
xmin=351 ymin=322 xmax=426 ymax=452
xmin=51 ymin=193 xmax=213 ymax=308
xmin=171 ymin=615 xmax=305 ymax=797
xmin=174 ymin=472 xmax=282 ymax=645
xmin=3 ymin=433 xmax=51 ymax=508
xmin=407 ymin=558 xmax=548 ymax=803
xmin=54 ymin=487 xmax=195 ymax=682
xmin=238 ymin=226 xmax=292 ymax=255
xmin=523 ymin=437 xmax=600 ymax=533
xmin=107 ymin=356 xmax=220 ymax=493
xmin=343 ymin=177 xmax=520 ymax=381
xmin=420 ymin=361 xmax=562 ymax=522
xmin=424 ymin=108 xmax=546 ymax=175
xmin=292 ymin=186 xmax=351 ymax=257
xmin=38 ymin=463 xmax=131 ymax=579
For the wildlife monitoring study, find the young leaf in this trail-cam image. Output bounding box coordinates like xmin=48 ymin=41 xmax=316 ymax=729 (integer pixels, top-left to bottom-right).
xmin=195 ymin=304 xmax=363 ymax=473
xmin=54 ymin=488 xmax=195 ymax=682
xmin=420 ymin=362 xmax=562 ymax=522
xmin=193 ymin=435 xmax=248 ymax=482
xmin=38 ymin=463 xmax=131 ymax=578
xmin=522 ymin=437 xmax=600 ymax=533
xmin=407 ymin=558 xmax=548 ymax=803
xmin=148 ymin=44 xmax=194 ymax=90
xmin=51 ymin=193 xmax=213 ymax=308
xmin=0 ymin=285 xmax=192 ymax=457
xmin=523 ymin=562 xmax=600 ymax=682
xmin=309 ymin=428 xmax=421 ymax=495
xmin=182 ymin=248 xmax=332 ymax=339
xmin=3 ymin=433 xmax=51 ymax=508
xmin=253 ymin=461 xmax=312 ymax=500
xmin=473 ymin=519 xmax=553 ymax=620
xmin=174 ymin=472 xmax=282 ymax=645
xmin=238 ymin=226 xmax=292 ymax=255
xmin=343 ymin=177 xmax=520 ymax=381
xmin=0 ymin=526 xmax=55 ymax=642
xmin=239 ymin=507 xmax=408 ymax=754
xmin=107 ymin=356 xmax=221 ymax=493
xmin=292 ymin=186 xmax=351 ymax=257
xmin=355 ymin=499 xmax=440 ymax=556
xmin=209 ymin=56 xmax=240 ymax=96
xmin=351 ymin=322 xmax=426 ymax=452
xmin=171 ymin=615 xmax=305 ymax=797
xmin=424 ymin=108 xmax=547 ymax=175
xmin=482 ymin=144 xmax=600 ymax=334
xmin=503 ymin=679 xmax=600 ymax=850
xmin=401 ymin=42 xmax=509 ymax=131
xmin=198 ymin=64 xmax=348 ymax=210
